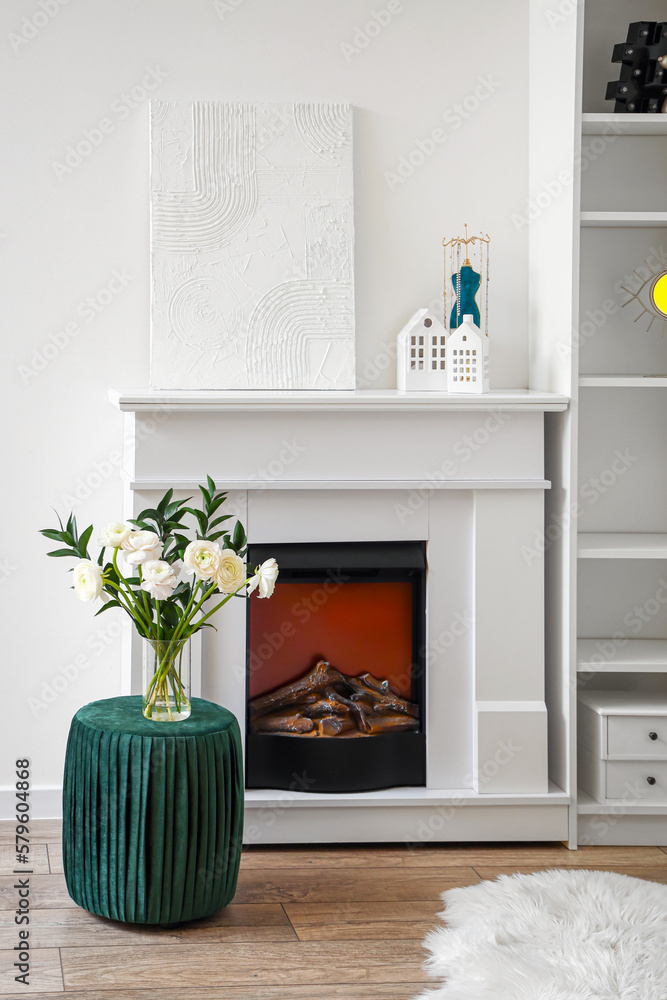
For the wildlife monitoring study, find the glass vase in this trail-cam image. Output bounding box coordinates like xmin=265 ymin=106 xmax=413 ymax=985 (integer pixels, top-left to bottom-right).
xmin=142 ymin=636 xmax=192 ymax=721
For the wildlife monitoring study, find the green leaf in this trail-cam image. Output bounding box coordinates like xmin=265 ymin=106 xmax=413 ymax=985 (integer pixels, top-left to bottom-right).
xmin=136 ymin=508 xmax=161 ymax=523
xmin=207 ymin=474 xmax=216 ymax=496
xmin=232 ymin=520 xmax=246 ymax=552
xmin=127 ymin=519 xmax=153 ymax=532
xmin=47 ymin=548 xmax=78 ymax=558
xmin=185 ymin=507 xmax=208 ymax=535
xmin=97 ymin=549 xmax=105 ymax=566
xmin=206 ymin=531 xmax=226 ymax=541
xmin=77 ymin=524 xmax=93 ymax=557
xmin=40 ymin=528 xmax=67 ymax=542
xmin=208 ymin=494 xmax=228 ymax=516
xmin=157 ymin=488 xmax=174 ymax=515
xmin=209 ymin=514 xmax=231 ymax=530
xmin=94 ymin=600 xmax=121 ymax=616
xmin=165 ymin=499 xmax=187 ymax=519
xmin=198 ymin=483 xmax=211 ymax=505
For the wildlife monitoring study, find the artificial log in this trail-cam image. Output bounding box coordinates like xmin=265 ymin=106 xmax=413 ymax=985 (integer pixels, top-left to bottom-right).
xmin=249 ymin=661 xmax=338 ymax=718
xmin=249 ymin=660 xmax=420 ymax=737
xmin=364 ymin=713 xmax=420 ymax=735
xmin=252 ymin=711 xmax=315 ymax=734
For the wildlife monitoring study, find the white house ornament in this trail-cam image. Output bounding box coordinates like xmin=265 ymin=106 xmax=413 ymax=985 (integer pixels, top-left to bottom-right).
xmin=446 ymin=314 xmax=489 ymax=394
xmin=396 ymin=309 xmax=448 ymax=391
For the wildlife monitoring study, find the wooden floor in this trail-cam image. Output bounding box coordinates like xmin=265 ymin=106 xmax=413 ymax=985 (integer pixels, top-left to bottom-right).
xmin=2 ymin=822 xmax=667 ymax=998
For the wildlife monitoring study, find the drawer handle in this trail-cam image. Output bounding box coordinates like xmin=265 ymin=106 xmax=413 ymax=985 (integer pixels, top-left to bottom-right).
xmin=649 ymin=732 xmax=659 ymax=741
xmin=647 ymin=776 xmax=657 ymax=785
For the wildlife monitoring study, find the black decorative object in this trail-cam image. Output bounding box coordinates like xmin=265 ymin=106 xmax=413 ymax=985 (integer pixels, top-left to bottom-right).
xmin=606 ymin=21 xmax=667 ymax=113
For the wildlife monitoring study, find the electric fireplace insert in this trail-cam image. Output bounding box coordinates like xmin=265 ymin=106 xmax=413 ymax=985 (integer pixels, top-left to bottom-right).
xmin=245 ymin=540 xmax=426 ymax=793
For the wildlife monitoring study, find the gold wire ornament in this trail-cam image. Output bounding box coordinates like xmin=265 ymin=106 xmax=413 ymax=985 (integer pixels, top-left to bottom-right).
xmin=619 ymin=248 xmax=667 ymax=333
xmin=442 ymin=225 xmax=491 ymax=333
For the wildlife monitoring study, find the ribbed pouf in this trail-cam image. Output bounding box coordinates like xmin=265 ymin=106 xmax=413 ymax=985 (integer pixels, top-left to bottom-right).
xmin=62 ymin=696 xmax=244 ymax=924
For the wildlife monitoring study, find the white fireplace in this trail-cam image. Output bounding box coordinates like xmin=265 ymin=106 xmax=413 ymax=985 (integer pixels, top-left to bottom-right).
xmin=111 ymin=387 xmax=569 ymax=844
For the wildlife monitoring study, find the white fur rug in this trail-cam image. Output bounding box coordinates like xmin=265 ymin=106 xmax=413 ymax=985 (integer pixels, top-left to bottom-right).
xmin=416 ymin=868 xmax=667 ymax=1000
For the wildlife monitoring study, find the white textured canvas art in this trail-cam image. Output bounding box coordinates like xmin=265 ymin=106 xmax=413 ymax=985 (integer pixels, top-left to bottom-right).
xmin=150 ymin=101 xmax=355 ymax=389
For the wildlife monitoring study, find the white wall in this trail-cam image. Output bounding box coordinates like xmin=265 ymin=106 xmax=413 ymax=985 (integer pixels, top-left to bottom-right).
xmin=0 ymin=0 xmax=529 ymax=799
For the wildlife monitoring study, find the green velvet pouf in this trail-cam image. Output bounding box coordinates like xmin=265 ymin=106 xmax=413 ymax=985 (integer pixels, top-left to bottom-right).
xmin=62 ymin=696 xmax=244 ymax=925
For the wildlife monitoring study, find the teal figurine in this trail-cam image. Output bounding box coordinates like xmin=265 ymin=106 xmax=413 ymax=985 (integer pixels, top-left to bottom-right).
xmin=450 ymin=263 xmax=481 ymax=329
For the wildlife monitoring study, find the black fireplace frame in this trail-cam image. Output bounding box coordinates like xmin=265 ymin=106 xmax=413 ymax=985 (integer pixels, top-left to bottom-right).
xmin=245 ymin=540 xmax=426 ymax=793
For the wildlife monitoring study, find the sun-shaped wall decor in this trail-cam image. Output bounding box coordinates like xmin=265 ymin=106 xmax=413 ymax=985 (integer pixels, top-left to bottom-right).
xmin=621 ymin=251 xmax=667 ymax=334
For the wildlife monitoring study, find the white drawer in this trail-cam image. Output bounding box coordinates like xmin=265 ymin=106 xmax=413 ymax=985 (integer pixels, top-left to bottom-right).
xmin=607 ymin=715 xmax=667 ymax=758
xmin=606 ymin=760 xmax=667 ymax=804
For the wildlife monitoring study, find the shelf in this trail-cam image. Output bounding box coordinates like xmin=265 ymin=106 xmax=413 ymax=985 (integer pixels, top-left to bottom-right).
xmin=245 ymin=783 xmax=569 ymax=809
xmin=577 ymin=639 xmax=667 ymax=673
xmin=110 ymin=388 xmax=569 ymax=413
xmin=125 ymin=476 xmax=551 ymax=493
xmin=578 ymin=789 xmax=667 ymax=816
xmin=581 ymin=212 xmax=667 ymax=227
xmin=582 ymin=113 xmax=667 ymax=136
xmin=577 ymin=533 xmax=667 ymax=559
xmin=579 ymin=376 xmax=667 ymax=387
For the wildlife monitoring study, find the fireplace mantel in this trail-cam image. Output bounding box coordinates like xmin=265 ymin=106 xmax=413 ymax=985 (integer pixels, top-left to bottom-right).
xmin=110 ymin=386 xmax=570 ymax=844
xmin=110 ymin=387 xmax=568 ymax=413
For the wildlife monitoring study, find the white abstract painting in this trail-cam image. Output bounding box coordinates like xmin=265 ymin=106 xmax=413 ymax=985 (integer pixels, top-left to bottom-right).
xmin=150 ymin=101 xmax=355 ymax=389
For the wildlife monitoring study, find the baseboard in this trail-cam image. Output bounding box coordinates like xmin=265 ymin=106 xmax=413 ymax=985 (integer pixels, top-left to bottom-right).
xmin=0 ymin=786 xmax=62 ymax=820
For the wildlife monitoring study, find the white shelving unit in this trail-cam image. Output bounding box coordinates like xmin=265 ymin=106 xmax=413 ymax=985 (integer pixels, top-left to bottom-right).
xmin=581 ymin=212 xmax=667 ymax=227
xmin=582 ymin=112 xmax=667 ymax=135
xmin=579 ymin=376 xmax=667 ymax=387
xmin=571 ymin=0 xmax=667 ymax=845
xmin=578 ymin=534 xmax=667 ymax=559
xmin=578 ymin=639 xmax=667 ymax=674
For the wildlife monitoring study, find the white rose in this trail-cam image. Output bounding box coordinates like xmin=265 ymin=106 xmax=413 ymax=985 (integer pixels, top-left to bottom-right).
xmin=247 ymin=557 xmax=279 ymax=599
xmin=99 ymin=522 xmax=132 ymax=548
xmin=141 ymin=560 xmax=180 ymax=601
xmin=121 ymin=530 xmax=163 ymax=567
xmin=215 ymin=550 xmax=247 ymax=594
xmin=183 ymin=539 xmax=221 ymax=581
xmin=73 ymin=560 xmax=104 ymax=602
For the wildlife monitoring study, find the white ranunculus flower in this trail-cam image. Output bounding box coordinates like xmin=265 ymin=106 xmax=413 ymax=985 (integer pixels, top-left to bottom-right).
xmin=99 ymin=522 xmax=132 ymax=548
xmin=121 ymin=530 xmax=163 ymax=567
xmin=73 ymin=559 xmax=104 ymax=602
xmin=183 ymin=539 xmax=221 ymax=581
xmin=215 ymin=550 xmax=247 ymax=594
xmin=247 ymin=557 xmax=279 ymax=599
xmin=141 ymin=560 xmax=180 ymax=601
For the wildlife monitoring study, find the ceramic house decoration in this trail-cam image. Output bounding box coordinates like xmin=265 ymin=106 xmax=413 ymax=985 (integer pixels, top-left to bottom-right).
xmin=397 ymin=309 xmax=448 ymax=391
xmin=446 ymin=314 xmax=489 ymax=393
